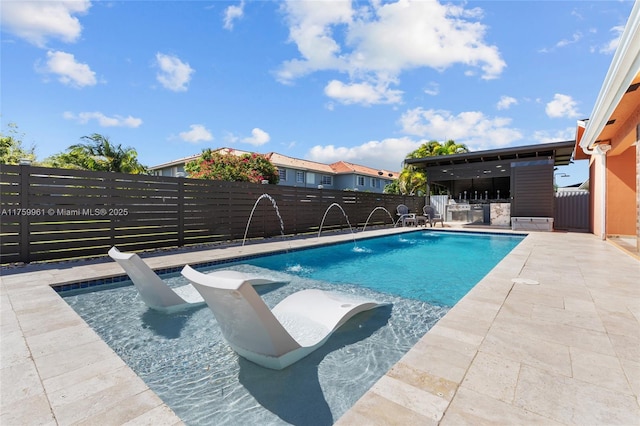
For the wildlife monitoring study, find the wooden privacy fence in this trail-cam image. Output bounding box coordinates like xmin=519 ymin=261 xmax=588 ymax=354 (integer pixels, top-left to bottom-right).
xmin=0 ymin=165 xmax=423 ymax=264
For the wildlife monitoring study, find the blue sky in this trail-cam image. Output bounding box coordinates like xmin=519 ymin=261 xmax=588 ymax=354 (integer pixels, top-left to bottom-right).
xmin=1 ymin=0 xmax=635 ymax=185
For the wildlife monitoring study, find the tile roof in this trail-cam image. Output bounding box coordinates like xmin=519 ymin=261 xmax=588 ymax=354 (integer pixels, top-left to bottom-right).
xmin=149 ymin=148 xmax=252 ymax=169
xmin=330 ymin=161 xmax=398 ymax=179
xmin=264 ymin=152 xmax=334 ymax=173
xmin=150 ymin=148 xmax=399 ymax=179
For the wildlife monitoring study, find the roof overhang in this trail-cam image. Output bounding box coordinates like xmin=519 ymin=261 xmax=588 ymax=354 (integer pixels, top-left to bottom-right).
xmin=405 ymin=140 xmax=575 ymax=181
xmin=576 ymin=1 xmax=640 ymax=156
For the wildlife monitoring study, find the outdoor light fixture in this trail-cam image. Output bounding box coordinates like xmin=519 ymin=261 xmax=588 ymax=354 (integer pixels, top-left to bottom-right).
xmin=19 ymin=159 xmax=32 ymax=166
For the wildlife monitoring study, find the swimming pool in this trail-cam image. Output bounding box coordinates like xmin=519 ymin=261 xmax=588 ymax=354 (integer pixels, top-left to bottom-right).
xmin=61 ymin=230 xmax=523 ymax=425
xmin=246 ymin=230 xmax=523 ymax=306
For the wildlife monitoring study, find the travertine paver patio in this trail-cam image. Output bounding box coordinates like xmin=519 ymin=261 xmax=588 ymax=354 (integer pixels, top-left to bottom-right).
xmin=1 ymin=228 xmax=638 ymax=425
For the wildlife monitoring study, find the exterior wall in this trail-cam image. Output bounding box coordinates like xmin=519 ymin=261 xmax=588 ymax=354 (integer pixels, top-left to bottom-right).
xmin=277 ymin=167 xmax=339 ymax=189
xmin=327 ymin=174 xmax=390 ymax=193
xmin=334 ymin=174 xmax=354 ymax=191
xmin=590 ymin=154 xmax=605 ymax=238
xmin=637 ymin=130 xmax=640 ymax=251
xmin=606 ymin=148 xmax=637 ymax=235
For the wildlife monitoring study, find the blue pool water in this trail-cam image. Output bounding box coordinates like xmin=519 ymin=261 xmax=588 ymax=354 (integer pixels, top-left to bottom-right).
xmin=245 ymin=230 xmax=524 ymax=306
xmin=61 ymin=230 xmax=523 ymax=425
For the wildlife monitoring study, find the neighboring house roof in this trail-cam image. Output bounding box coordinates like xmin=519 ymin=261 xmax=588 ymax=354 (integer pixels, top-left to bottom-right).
xmin=150 ymin=154 xmax=199 ymax=170
xmin=150 ymin=148 xmax=399 ymax=179
xmin=264 ymin=152 xmax=334 ymax=174
xmin=149 ymin=148 xmax=253 ymax=170
xmin=330 ymin=161 xmax=398 ymax=179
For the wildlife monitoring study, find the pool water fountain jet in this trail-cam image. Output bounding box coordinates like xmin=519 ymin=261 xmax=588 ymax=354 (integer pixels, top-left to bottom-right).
xmin=242 ymin=194 xmax=286 ymax=248
xmin=362 ymin=207 xmax=396 ymax=232
xmin=318 ymin=203 xmax=357 ymax=247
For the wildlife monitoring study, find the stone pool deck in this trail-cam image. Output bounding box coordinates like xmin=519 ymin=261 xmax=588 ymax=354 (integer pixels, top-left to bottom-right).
xmin=1 ymin=228 xmax=639 ymax=425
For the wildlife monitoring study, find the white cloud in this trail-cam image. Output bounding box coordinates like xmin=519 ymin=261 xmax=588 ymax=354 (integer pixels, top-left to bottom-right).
xmin=0 ymin=0 xmax=91 ymax=47
xmin=307 ymin=137 xmax=423 ymax=172
xmin=155 ymin=53 xmax=194 ymax=92
xmin=223 ymin=1 xmax=244 ymax=30
xmin=43 ymin=51 xmax=97 ymax=87
xmin=399 ymin=107 xmax=523 ymax=150
xmin=223 ymin=131 xmax=240 ymax=144
xmin=242 ymin=128 xmax=270 ymax=146
xmin=424 ymin=82 xmax=440 ymax=96
xmin=556 ymin=32 xmax=583 ymax=48
xmin=277 ymin=0 xmax=505 ymax=104
xmin=324 ymin=79 xmax=402 ymax=105
xmin=532 ymin=127 xmax=575 ymax=143
xmin=599 ymin=25 xmax=624 ymax=54
xmin=545 ymin=94 xmax=580 ymax=118
xmin=179 ymin=124 xmax=213 ymax=143
xmin=63 ymin=111 xmax=142 ymax=127
xmin=496 ymin=96 xmax=517 ymax=110
xmin=277 ymin=0 xmax=353 ymax=81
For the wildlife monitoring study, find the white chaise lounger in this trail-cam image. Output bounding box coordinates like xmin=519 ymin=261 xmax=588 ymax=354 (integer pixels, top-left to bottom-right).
xmin=181 ymin=264 xmax=387 ymax=370
xmin=108 ymin=246 xmax=280 ymax=313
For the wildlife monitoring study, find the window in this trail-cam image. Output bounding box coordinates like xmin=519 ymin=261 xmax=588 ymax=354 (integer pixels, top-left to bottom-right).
xmin=357 ymin=176 xmax=365 ymax=186
xmin=279 ymin=169 xmax=287 ymax=181
xmin=296 ymin=171 xmax=304 ymax=183
xmin=321 ymin=175 xmax=333 ymax=186
xmin=370 ymin=178 xmax=377 ymax=188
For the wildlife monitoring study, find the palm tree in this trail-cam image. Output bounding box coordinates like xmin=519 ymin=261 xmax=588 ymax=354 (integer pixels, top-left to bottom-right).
xmin=437 ymin=139 xmax=468 ymax=155
xmin=45 ymin=134 xmax=147 ymax=174
xmin=397 ymin=166 xmax=427 ymax=196
xmin=392 ymin=140 xmax=469 ymax=195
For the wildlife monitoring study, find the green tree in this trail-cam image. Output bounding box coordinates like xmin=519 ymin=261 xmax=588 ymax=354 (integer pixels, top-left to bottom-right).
xmin=44 ymin=134 xmax=147 ymax=174
xmin=388 ymin=139 xmax=469 ymax=195
xmin=405 ymin=139 xmax=468 ymax=159
xmin=185 ymin=148 xmax=279 ymax=184
xmin=397 ymin=166 xmax=427 ymax=196
xmin=383 ymin=179 xmax=400 ymax=194
xmin=438 ymin=139 xmax=468 ymax=155
xmin=0 ymin=123 xmax=36 ymax=165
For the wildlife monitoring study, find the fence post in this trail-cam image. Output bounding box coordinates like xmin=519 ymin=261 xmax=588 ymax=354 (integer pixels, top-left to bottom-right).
xmin=19 ymin=163 xmax=30 ymax=263
xmin=105 ymin=175 xmax=116 ymax=248
xmin=177 ymin=177 xmax=184 ymax=246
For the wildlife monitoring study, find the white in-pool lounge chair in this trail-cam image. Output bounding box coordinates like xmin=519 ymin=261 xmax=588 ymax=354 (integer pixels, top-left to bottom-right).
xmin=181 ymin=264 xmax=387 ymax=370
xmin=108 ymin=246 xmax=279 ymax=313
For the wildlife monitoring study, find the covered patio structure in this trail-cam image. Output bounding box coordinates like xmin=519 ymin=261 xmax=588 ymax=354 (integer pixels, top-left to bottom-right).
xmin=405 ymin=141 xmax=576 ymax=229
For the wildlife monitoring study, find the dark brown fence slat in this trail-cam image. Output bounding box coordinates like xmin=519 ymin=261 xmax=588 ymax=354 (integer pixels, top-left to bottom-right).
xmin=0 ymin=165 xmax=425 ymax=264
